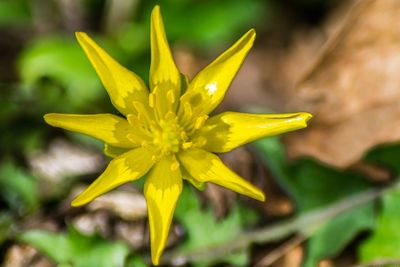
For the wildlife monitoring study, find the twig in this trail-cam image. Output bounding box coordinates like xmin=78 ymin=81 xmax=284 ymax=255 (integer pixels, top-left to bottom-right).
xmin=161 ymin=179 xmax=400 ymax=265
xmin=352 ymin=258 xmax=400 ymax=267
xmin=255 ymin=234 xmax=306 ymax=267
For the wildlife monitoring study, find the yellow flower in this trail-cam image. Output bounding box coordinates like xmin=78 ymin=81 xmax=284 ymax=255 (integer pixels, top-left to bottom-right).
xmin=44 ymin=6 xmax=311 ymax=265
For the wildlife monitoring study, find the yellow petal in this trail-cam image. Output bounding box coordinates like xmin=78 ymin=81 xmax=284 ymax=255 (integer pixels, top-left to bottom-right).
xmin=181 ymin=166 xmax=205 ymax=190
xmin=178 ymin=149 xmax=265 ymax=201
xmin=178 ymin=29 xmax=255 ymax=126
xmin=72 ymin=147 xmax=155 ymax=207
xmin=144 ymin=156 xmax=182 ymax=265
xmin=149 ymin=6 xmax=181 ymax=117
xmin=193 ymin=112 xmax=312 ymax=153
xmin=44 ymin=113 xmax=137 ymax=148
xmin=103 ymin=144 xmax=130 ymax=158
xmin=150 ymin=6 xmax=180 ymax=93
xmin=76 ymin=32 xmax=148 ymax=115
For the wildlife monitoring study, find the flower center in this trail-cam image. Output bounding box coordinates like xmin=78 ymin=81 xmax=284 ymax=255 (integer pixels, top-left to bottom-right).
xmin=151 ymin=114 xmax=188 ymax=155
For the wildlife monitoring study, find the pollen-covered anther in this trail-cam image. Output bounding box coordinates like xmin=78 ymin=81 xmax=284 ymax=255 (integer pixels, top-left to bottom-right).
xmin=180 ymin=131 xmax=188 ymax=141
xmin=194 ymin=136 xmax=207 ymax=147
xmin=194 ymin=115 xmax=208 ymax=130
xmin=170 ymin=161 xmax=180 ymax=171
xmin=151 ymin=116 xmax=188 ymax=155
xmin=167 ymin=89 xmax=175 ymax=104
xmin=182 ymin=142 xmax=192 ymax=150
xmin=149 ymin=93 xmax=155 ymax=108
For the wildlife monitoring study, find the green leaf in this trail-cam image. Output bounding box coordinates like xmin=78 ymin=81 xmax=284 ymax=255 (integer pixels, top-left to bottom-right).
xmin=175 ymin=185 xmax=258 ymax=267
xmin=254 ymin=137 xmax=371 ymax=212
xmin=19 ymin=227 xmax=131 ymax=267
xmin=359 ymin=187 xmax=400 ymax=262
xmin=364 ymin=143 xmax=400 ymax=174
xmin=18 ymin=36 xmax=105 ymax=111
xmin=0 ymin=0 xmax=30 ymax=25
xmin=146 ymin=0 xmax=269 ymax=51
xmin=0 ymin=213 xmax=13 ymax=245
xmin=253 ymin=137 xmax=374 ymax=266
xmin=303 ymin=203 xmax=375 ymax=267
xmin=0 ymin=160 xmax=38 ymax=213
xmin=126 ymin=255 xmax=148 ymax=267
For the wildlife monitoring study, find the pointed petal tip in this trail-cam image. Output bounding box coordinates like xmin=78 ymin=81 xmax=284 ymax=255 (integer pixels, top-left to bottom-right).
xmin=43 ymin=113 xmax=51 ymax=122
xmin=75 ymin=31 xmax=88 ymax=42
xmin=303 ymin=112 xmax=313 ymax=121
xmin=299 ymin=112 xmax=313 ymax=127
xmin=254 ymin=190 xmax=266 ymax=202
xmin=153 ymin=5 xmax=161 ymax=12
xmin=248 ymin=186 xmax=265 ymax=202
xmin=151 ymin=250 xmax=161 ymax=266
xmin=71 ymin=197 xmax=88 ymax=208
xmin=43 ymin=113 xmax=57 ymax=126
xmin=71 ymin=190 xmax=94 ymax=207
xmin=243 ymin=28 xmax=256 ymax=45
xmin=75 ymin=31 xmax=85 ymax=37
xmin=248 ymin=28 xmax=256 ymax=38
xmin=151 ymin=5 xmax=161 ymax=19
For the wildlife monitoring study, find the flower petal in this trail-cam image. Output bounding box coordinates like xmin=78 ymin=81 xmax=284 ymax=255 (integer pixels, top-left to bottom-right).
xmin=72 ymin=147 xmax=155 ymax=207
xmin=103 ymin=144 xmax=130 ymax=158
xmin=149 ymin=6 xmax=180 ymax=94
xmin=144 ymin=156 xmax=182 ymax=265
xmin=178 ymin=29 xmax=255 ymax=125
xmin=149 ymin=6 xmax=181 ymax=117
xmin=44 ymin=113 xmax=137 ymax=147
xmin=193 ymin=112 xmax=312 ymax=153
xmin=181 ymin=166 xmax=205 ymax=190
xmin=178 ymin=149 xmax=265 ymax=201
xmin=76 ymin=32 xmax=148 ymax=115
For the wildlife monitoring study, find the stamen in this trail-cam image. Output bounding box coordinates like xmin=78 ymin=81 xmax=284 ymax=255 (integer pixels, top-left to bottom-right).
xmin=170 ymin=161 xmax=180 ymax=171
xmin=142 ymin=140 xmax=149 ymax=148
xmin=182 ymin=142 xmax=192 ymax=150
xmin=133 ymin=101 xmax=152 ymax=125
xmin=167 ymin=89 xmax=175 ymax=104
xmin=179 ymin=102 xmax=193 ymax=128
xmin=180 ymin=131 xmax=188 ymax=141
xmin=194 ymin=136 xmax=207 ymax=147
xmin=194 ymin=115 xmax=208 ymax=130
xmin=148 ymin=93 xmax=155 ymax=108
xmin=164 ymin=111 xmax=176 ymax=121
xmin=184 ymin=102 xmax=192 ymax=118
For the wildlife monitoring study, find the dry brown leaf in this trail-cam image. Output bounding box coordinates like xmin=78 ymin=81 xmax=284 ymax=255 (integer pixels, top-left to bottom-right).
xmin=69 ymin=186 xmax=148 ymax=221
xmin=281 ymin=0 xmax=400 ymax=168
xmin=4 ymin=245 xmax=54 ymax=267
xmin=87 ymin=188 xmax=147 ymax=221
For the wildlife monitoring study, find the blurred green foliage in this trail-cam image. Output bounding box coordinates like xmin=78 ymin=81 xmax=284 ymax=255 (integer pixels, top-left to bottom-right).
xmin=175 ymin=186 xmax=259 ymax=267
xmin=19 ymin=227 xmax=130 ymax=267
xmin=1 ymin=0 xmax=400 ymax=266
xmin=154 ymin=0 xmax=268 ymax=50
xmin=18 ymin=37 xmax=102 ymax=112
xmin=253 ymin=137 xmax=376 ymax=266
xmin=359 ymin=188 xmax=400 ymax=261
xmin=0 ymin=160 xmax=38 ymax=214
xmin=0 ymin=0 xmax=30 ymax=26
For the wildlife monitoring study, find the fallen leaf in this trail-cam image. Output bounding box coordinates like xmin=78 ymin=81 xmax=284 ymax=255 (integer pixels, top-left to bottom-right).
xmin=4 ymin=244 xmax=54 ymax=267
xmin=280 ymin=0 xmax=400 ymax=168
xmin=87 ymin=188 xmax=147 ymax=221
xmin=29 ymin=139 xmax=102 ymax=183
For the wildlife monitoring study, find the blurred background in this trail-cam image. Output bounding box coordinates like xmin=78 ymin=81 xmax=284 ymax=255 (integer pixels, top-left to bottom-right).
xmin=2 ymin=0 xmax=400 ymax=266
